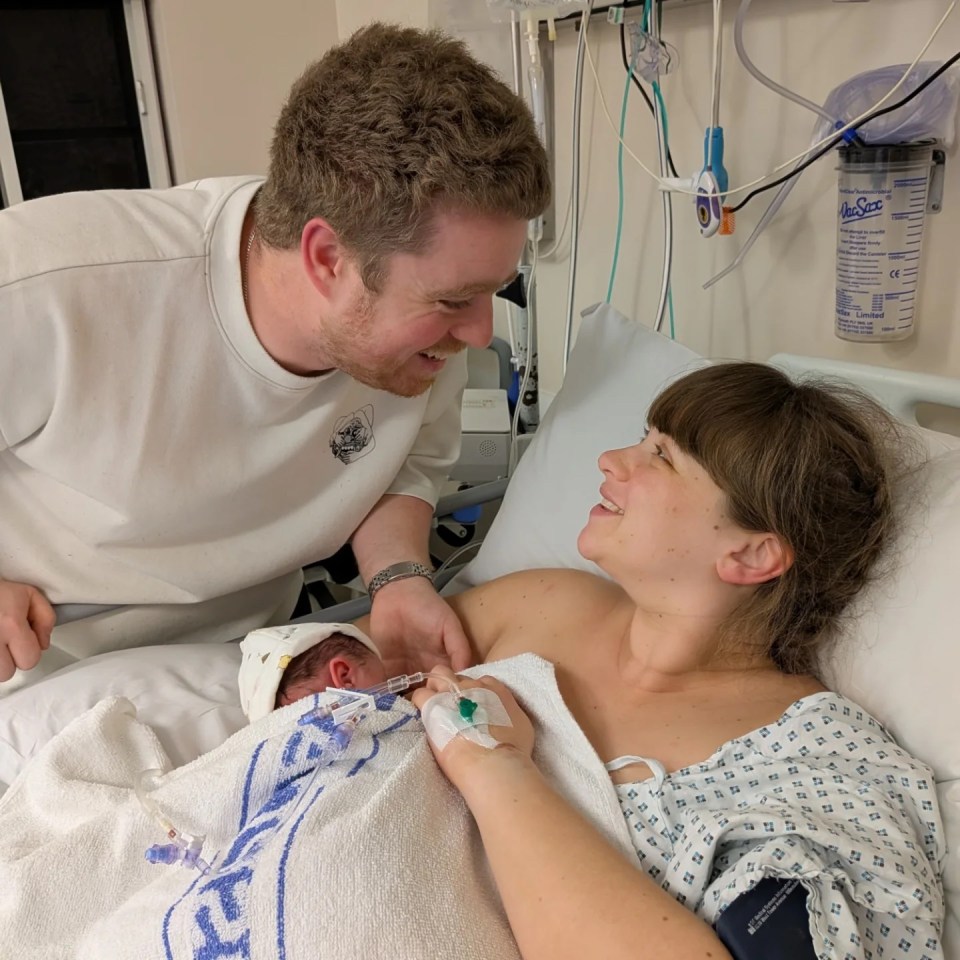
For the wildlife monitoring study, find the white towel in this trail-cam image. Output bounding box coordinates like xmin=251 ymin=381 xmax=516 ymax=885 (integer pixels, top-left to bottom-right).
xmin=0 ymin=653 xmax=633 ymax=959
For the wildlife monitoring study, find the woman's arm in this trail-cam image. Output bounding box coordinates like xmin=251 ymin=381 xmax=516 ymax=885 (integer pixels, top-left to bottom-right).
xmin=413 ymin=674 xmax=734 ymax=960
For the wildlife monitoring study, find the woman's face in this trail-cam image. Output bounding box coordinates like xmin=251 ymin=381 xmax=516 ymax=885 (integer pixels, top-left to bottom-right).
xmin=577 ymin=428 xmax=740 ymax=591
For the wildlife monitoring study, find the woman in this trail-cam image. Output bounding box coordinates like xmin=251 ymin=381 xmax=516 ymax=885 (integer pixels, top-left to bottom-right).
xmin=412 ymin=362 xmax=944 ymax=960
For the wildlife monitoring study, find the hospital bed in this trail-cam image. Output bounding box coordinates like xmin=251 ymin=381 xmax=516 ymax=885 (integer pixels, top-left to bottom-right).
xmin=1 ymin=303 xmax=958 ymax=955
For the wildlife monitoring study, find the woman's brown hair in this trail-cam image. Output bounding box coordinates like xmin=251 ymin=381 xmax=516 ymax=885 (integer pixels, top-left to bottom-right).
xmin=649 ymin=362 xmax=912 ymax=674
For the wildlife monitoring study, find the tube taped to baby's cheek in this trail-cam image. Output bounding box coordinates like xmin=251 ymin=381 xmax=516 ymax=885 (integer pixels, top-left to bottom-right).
xmin=420 ymin=690 xmax=512 ymax=751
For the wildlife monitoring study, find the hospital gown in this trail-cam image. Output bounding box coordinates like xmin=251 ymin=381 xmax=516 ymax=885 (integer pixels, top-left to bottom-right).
xmin=610 ymin=692 xmax=944 ymax=960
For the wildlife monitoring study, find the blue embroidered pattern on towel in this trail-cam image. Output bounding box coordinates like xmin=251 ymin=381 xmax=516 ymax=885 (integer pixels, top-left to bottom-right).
xmin=160 ymin=695 xmax=414 ymax=960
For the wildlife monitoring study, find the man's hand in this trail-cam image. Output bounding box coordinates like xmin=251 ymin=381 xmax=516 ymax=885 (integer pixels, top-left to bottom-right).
xmin=0 ymin=579 xmax=56 ymax=682
xmin=368 ymin=576 xmax=472 ymax=676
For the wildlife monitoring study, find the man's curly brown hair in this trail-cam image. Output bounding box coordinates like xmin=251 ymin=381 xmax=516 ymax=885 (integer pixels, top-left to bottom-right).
xmin=255 ymin=23 xmax=550 ymax=291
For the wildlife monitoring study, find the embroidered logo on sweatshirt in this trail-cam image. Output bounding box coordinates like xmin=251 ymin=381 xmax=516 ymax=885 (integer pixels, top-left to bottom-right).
xmin=330 ymin=405 xmax=375 ymax=464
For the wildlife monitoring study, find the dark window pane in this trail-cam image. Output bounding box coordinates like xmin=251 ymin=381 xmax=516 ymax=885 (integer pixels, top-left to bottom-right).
xmin=0 ymin=1 xmax=151 ymax=198
xmin=0 ymin=7 xmax=129 ymax=131
xmin=14 ymin=136 xmax=141 ymax=200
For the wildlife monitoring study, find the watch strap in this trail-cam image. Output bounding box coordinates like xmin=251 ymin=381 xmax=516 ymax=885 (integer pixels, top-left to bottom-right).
xmin=366 ymin=561 xmax=434 ymax=600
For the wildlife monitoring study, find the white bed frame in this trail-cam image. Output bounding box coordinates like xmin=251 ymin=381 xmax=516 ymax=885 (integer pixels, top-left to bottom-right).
xmin=771 ymin=354 xmax=960 ymax=426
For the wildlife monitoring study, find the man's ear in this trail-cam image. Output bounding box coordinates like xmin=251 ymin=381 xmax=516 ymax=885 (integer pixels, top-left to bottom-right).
xmin=328 ymin=655 xmax=357 ymax=689
xmin=717 ymin=533 xmax=793 ymax=586
xmin=301 ymin=218 xmax=349 ymax=299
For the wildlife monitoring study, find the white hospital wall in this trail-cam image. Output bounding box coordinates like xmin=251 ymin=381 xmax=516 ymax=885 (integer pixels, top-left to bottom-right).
xmin=147 ymin=0 xmax=340 ymax=182
xmin=537 ymin=0 xmax=960 ymax=395
xmin=145 ymin=1 xmax=960 ymax=395
xmin=336 ymin=0 xmax=429 ymax=37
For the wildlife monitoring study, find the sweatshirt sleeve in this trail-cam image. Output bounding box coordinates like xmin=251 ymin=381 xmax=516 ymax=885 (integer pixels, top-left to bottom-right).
xmin=0 ymin=275 xmax=59 ymax=453
xmin=385 ymin=351 xmax=468 ymax=506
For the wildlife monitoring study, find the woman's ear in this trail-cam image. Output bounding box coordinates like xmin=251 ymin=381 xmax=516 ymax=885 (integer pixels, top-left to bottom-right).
xmin=717 ymin=533 xmax=793 ymax=586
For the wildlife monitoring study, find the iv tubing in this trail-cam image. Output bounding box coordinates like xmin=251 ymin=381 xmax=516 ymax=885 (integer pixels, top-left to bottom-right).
xmin=434 ymin=538 xmax=484 ymax=577
xmin=136 ymin=768 xmax=212 ymax=873
xmin=510 ymin=13 xmax=524 ymax=97
xmin=136 ymin=769 xmax=175 ymax=836
xmin=702 ymin=152 xmax=807 ymax=289
xmin=606 ymin=51 xmax=634 ymax=302
xmin=654 ymin=82 xmax=678 ymax=339
xmin=650 ymin=4 xmax=674 ymax=336
xmin=734 ymin=0 xmax=837 ymax=126
xmin=563 ymin=4 xmax=592 ymax=374
xmin=708 ymin=0 xmax=723 ymax=169
xmin=704 ymin=52 xmax=960 ymax=288
xmin=510 ymin=239 xmax=539 ymax=473
xmin=581 ymin=0 xmax=956 ymax=200
xmin=526 ymin=14 xmax=547 ymax=244
xmin=712 ymin=0 xmax=723 ymax=129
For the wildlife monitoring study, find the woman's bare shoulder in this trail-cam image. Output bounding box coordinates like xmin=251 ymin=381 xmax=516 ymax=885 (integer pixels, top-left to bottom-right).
xmin=447 ymin=568 xmax=625 ymax=661
xmin=452 ymin=567 xmax=620 ymax=611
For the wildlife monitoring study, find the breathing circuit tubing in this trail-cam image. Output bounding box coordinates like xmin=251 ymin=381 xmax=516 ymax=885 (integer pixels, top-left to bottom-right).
xmin=733 ymin=0 xmax=842 ymax=129
xmin=564 ymin=0 xmax=675 ymax=364
xmin=581 ymin=0 xmax=955 ymax=202
xmin=649 ymin=0 xmax=674 ymax=336
xmin=727 ymin=56 xmax=960 ymax=213
xmin=701 ymin=0 xmax=861 ymax=290
xmin=562 ymin=3 xmax=593 ymax=375
xmin=703 ymin=51 xmax=960 ymax=289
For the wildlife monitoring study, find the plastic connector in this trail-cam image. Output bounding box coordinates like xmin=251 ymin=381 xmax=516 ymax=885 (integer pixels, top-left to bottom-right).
xmin=658 ymin=176 xmax=697 ymax=193
xmin=328 ymin=688 xmax=376 ymax=725
xmin=835 ymin=119 xmax=861 ymax=145
xmin=145 ymin=843 xmax=181 ymax=865
xmin=624 ymin=23 xmax=678 ymax=84
xmin=698 ymin=127 xmax=729 ymax=238
xmin=705 ymin=127 xmax=729 ymax=195
xmin=696 ymin=170 xmax=723 ymax=237
xmin=144 ymin=834 xmax=210 ymax=874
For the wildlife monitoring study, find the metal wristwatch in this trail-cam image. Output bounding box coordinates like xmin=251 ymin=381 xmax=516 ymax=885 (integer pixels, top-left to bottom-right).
xmin=366 ymin=561 xmax=435 ymax=600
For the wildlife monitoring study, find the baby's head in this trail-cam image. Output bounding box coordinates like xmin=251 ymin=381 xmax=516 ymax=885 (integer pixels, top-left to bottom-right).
xmin=275 ymin=632 xmax=388 ymax=708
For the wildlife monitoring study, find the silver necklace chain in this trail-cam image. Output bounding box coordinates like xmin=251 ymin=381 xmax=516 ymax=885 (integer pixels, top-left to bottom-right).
xmin=242 ymin=227 xmax=256 ymax=306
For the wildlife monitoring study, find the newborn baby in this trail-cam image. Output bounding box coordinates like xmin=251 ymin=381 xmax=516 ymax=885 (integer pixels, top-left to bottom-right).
xmin=275 ymin=632 xmax=387 ymax=707
xmin=237 ymin=623 xmax=384 ymax=723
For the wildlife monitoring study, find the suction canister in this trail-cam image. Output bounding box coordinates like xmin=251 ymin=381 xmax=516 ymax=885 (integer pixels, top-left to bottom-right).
xmin=835 ymin=141 xmax=937 ymax=342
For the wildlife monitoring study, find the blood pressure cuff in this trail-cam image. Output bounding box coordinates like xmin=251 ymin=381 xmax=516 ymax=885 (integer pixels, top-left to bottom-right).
xmin=714 ymin=878 xmax=816 ymax=960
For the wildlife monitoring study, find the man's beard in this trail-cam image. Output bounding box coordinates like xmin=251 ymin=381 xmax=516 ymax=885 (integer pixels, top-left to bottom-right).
xmin=337 ymin=354 xmax=435 ymax=399
xmin=319 ymin=293 xmax=463 ymax=398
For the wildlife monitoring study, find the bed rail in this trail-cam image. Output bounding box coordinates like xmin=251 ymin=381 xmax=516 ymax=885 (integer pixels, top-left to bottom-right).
xmin=769 ymin=353 xmax=960 ymax=425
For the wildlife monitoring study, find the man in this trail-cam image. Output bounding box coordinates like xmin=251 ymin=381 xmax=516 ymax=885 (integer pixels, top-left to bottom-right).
xmin=0 ymin=23 xmax=549 ymax=688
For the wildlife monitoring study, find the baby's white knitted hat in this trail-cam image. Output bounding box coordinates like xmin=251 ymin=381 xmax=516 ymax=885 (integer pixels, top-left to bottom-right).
xmin=238 ymin=622 xmax=381 ymax=723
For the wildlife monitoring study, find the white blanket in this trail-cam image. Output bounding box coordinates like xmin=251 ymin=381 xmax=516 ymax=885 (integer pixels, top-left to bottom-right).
xmin=0 ymin=653 xmax=634 ymax=960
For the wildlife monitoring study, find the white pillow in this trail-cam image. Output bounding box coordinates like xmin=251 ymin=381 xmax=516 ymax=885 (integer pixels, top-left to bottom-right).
xmin=455 ymin=303 xmax=958 ymax=773
xmin=820 ymin=447 xmax=960 ymax=779
xmin=450 ymin=303 xmax=706 ymax=587
xmin=820 ymin=446 xmax=960 ymax=958
xmin=0 ymin=642 xmax=245 ymax=796
xmin=451 ymin=303 xmax=960 ymax=953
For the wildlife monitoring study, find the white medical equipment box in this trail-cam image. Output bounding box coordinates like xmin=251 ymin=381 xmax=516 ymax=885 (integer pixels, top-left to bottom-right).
xmin=451 ymin=388 xmax=511 ymax=483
